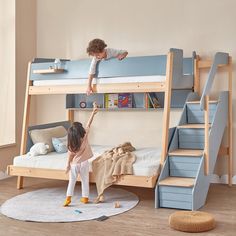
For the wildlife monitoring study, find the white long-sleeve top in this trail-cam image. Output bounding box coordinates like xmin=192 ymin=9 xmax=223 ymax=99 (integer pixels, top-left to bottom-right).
xmin=89 ymin=48 xmax=127 ymax=75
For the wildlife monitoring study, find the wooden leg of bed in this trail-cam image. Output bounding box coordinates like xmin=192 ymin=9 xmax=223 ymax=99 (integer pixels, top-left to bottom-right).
xmin=17 ymin=176 xmax=24 ymax=189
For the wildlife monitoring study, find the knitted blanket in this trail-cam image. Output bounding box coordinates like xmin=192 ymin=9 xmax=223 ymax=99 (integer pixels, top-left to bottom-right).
xmin=92 ymin=142 xmax=136 ymax=202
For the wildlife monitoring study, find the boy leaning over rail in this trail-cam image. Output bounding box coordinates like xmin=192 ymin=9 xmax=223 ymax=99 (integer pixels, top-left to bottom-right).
xmin=86 ymin=38 xmax=128 ymax=95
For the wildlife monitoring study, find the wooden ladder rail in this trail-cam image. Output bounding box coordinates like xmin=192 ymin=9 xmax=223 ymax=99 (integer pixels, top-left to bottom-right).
xmin=160 ymin=51 xmax=174 ymax=165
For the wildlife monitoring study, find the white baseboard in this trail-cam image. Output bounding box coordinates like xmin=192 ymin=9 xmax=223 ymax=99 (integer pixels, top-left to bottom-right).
xmin=210 ymin=174 xmax=236 ymax=184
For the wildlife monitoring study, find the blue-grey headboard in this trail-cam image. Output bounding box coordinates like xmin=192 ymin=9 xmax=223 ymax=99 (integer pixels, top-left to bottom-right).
xmin=26 ymin=121 xmax=71 ymax=153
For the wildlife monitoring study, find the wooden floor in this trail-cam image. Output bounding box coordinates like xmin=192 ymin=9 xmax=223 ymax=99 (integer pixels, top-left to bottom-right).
xmin=0 ymin=177 xmax=236 ymax=236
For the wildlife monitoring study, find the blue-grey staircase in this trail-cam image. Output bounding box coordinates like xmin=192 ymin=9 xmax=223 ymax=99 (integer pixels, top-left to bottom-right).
xmin=155 ymin=91 xmax=228 ymax=210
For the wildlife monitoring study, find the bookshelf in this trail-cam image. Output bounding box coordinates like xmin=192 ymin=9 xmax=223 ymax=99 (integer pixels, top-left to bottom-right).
xmin=66 ymin=90 xmax=191 ymax=110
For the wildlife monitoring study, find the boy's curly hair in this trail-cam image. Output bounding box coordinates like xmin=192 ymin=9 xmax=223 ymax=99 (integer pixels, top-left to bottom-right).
xmin=87 ymin=39 xmax=107 ymax=55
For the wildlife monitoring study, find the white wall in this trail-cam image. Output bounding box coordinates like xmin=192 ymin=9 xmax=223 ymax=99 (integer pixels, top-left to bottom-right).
xmin=36 ymin=0 xmax=236 ymax=175
xmin=0 ymin=0 xmax=15 ymax=146
xmin=0 ymin=0 xmax=36 ymax=174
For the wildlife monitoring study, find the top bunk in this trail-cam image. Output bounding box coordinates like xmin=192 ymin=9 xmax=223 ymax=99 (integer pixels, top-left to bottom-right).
xmin=28 ymin=48 xmax=196 ymax=95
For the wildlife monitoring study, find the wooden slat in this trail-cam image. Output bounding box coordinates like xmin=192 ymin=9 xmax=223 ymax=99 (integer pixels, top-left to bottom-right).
xmin=186 ymin=100 xmax=218 ymax=104
xmin=7 ymin=165 xmax=158 ymax=188
xmin=159 ymin=177 xmax=195 ymax=187
xmin=29 ymin=82 xmax=166 ymax=95
xmin=198 ymin=60 xmax=229 ymax=69
xmin=177 ymin=124 xmax=211 ymax=129
xmin=204 ymin=95 xmax=210 ymax=176
xmin=18 ymin=62 xmax=32 ymax=190
xmin=169 ymin=149 xmax=203 ymax=157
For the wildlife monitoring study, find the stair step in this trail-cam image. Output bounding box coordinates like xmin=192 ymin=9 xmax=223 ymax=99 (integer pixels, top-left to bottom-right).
xmin=186 ymin=100 xmax=218 ymax=104
xmin=169 ymin=149 xmax=203 ymax=157
xmin=177 ymin=124 xmax=211 ymax=129
xmin=159 ymin=177 xmax=195 ymax=187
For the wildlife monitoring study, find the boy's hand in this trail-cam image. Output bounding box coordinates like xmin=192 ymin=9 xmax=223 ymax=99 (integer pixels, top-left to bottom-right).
xmin=86 ymin=86 xmax=93 ymax=96
xmin=117 ymin=51 xmax=128 ymax=60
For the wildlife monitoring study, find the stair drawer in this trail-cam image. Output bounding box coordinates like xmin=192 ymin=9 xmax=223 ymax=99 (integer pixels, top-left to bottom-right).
xmin=159 ymin=186 xmax=193 ymax=210
xmin=159 ymin=186 xmax=192 ymax=194
xmin=178 ymin=129 xmax=204 ymax=149
xmin=160 ymin=200 xmax=192 ymax=210
xmin=169 ymin=157 xmax=201 ymax=177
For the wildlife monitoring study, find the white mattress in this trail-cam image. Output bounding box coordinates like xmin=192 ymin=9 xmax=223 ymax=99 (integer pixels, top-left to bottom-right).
xmin=13 ymin=145 xmax=161 ymax=177
xmin=33 ymin=75 xmax=166 ymax=86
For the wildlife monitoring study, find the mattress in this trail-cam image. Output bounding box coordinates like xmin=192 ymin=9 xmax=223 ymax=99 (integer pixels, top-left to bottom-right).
xmin=13 ymin=145 xmax=161 ymax=177
xmin=33 ymin=75 xmax=166 ymax=86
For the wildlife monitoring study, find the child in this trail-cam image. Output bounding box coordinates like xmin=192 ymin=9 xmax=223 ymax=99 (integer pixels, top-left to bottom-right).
xmin=86 ymin=38 xmax=128 ymax=95
xmin=63 ymin=103 xmax=98 ymax=206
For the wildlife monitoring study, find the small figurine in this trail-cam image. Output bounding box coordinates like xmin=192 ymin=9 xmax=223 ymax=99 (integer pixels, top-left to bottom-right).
xmin=114 ymin=202 xmax=120 ymax=208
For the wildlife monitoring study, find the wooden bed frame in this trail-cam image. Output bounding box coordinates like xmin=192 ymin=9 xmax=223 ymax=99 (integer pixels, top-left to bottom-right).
xmin=8 ymin=50 xmax=213 ymax=189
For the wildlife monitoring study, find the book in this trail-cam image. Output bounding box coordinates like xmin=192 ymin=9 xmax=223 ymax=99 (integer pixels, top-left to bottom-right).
xmin=118 ymin=93 xmax=132 ymax=108
xmin=148 ymin=93 xmax=161 ymax=108
xmin=104 ymin=93 xmax=118 ymax=108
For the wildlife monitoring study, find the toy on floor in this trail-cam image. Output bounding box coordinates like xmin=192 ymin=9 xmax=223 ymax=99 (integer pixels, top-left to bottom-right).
xmin=74 ymin=209 xmax=82 ymax=214
xmin=27 ymin=143 xmax=49 ymax=157
xmin=114 ymin=202 xmax=120 ymax=208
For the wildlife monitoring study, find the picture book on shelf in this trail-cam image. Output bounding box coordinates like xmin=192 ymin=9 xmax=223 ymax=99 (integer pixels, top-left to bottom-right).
xmin=118 ymin=93 xmax=132 ymax=108
xmin=104 ymin=93 xmax=118 ymax=108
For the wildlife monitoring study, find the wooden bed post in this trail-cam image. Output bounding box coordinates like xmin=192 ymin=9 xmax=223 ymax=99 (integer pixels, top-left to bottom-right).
xmin=67 ymin=109 xmax=74 ymax=123
xmin=18 ymin=62 xmax=32 ymax=189
xmin=228 ymin=56 xmax=233 ymax=186
xmin=194 ymin=55 xmax=200 ymax=95
xmin=160 ymin=52 xmax=174 ymax=165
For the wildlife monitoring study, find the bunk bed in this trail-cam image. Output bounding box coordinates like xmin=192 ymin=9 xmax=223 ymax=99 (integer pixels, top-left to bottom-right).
xmin=7 ymin=48 xmax=198 ymax=189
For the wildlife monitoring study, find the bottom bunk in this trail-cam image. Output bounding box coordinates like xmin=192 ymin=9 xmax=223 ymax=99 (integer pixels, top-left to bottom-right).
xmin=7 ymin=145 xmax=161 ymax=188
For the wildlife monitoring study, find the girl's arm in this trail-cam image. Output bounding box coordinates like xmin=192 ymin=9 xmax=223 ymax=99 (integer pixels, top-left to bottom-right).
xmin=65 ymin=152 xmax=74 ymax=174
xmin=86 ymin=102 xmax=98 ymax=129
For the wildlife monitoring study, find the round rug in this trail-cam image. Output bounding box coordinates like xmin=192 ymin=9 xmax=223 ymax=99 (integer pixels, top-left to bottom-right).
xmin=0 ymin=185 xmax=139 ymax=222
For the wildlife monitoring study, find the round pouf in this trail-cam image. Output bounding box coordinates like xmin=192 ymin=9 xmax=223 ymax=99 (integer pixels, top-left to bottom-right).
xmin=169 ymin=211 xmax=216 ymax=233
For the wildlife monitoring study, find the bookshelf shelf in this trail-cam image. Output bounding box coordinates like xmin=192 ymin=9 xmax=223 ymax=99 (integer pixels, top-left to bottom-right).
xmin=67 ymin=108 xmax=164 ymax=112
xmin=66 ymin=90 xmax=190 ymax=110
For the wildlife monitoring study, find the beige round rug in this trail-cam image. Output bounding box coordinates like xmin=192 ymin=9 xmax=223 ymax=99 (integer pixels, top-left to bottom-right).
xmin=0 ymin=185 xmax=139 ymax=222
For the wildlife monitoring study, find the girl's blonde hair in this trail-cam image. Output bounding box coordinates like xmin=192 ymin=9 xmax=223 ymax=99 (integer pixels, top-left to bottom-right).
xmin=87 ymin=39 xmax=107 ymax=55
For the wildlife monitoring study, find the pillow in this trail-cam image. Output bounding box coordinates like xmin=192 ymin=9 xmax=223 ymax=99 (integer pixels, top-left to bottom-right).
xmin=29 ymin=126 xmax=67 ymax=152
xmin=52 ymin=135 xmax=68 ymax=153
xmin=27 ymin=143 xmax=50 ymax=157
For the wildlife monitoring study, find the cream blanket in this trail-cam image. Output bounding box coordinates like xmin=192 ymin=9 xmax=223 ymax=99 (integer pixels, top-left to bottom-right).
xmin=92 ymin=142 xmax=136 ymax=202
